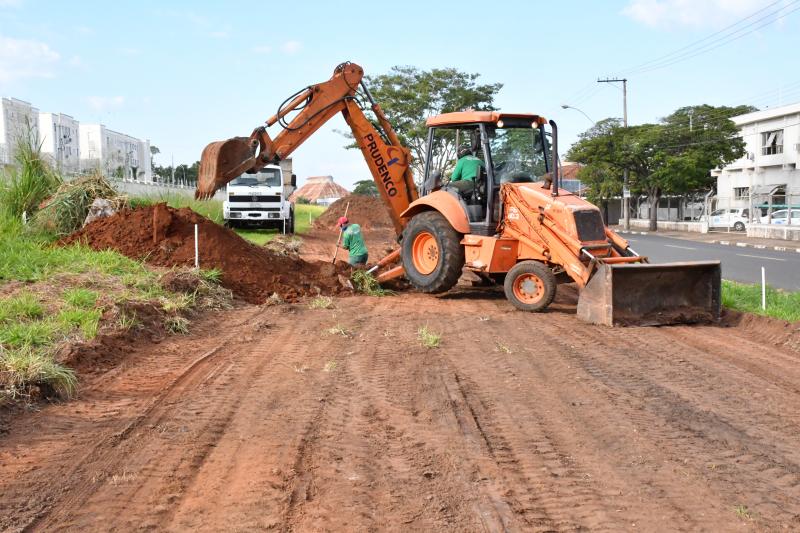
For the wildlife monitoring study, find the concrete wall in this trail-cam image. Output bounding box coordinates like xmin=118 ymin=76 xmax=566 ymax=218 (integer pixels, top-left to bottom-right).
xmin=629 ymin=218 xmax=709 ymax=233
xmin=111 ymin=180 xmax=225 ymax=202
xmin=747 ymin=224 xmax=800 ymax=241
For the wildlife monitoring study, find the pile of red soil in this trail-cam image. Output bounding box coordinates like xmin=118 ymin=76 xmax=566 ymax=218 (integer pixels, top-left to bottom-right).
xmin=61 ymin=204 xmax=352 ymax=303
xmin=314 ymin=194 xmax=393 ymax=230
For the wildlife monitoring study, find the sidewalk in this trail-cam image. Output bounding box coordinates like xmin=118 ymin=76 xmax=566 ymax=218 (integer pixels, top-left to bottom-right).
xmin=612 ymin=226 xmax=800 ymax=253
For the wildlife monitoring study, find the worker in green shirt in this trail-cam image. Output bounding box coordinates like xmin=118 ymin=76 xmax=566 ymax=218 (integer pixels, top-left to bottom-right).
xmin=449 ymin=146 xmax=484 ymax=194
xmin=337 ymin=216 xmax=368 ymax=266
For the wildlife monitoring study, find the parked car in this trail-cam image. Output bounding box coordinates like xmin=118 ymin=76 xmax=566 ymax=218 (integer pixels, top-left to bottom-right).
xmin=708 ymin=208 xmax=749 ymax=231
xmin=759 ymin=209 xmax=800 ymax=225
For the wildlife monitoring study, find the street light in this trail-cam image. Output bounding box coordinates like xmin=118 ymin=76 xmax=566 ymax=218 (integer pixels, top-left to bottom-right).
xmin=561 ymin=104 xmax=595 ymax=125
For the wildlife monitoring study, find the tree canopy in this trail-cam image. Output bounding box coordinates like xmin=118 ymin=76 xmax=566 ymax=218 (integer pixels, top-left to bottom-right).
xmin=567 ymin=105 xmax=753 ymax=230
xmin=352 ymin=179 xmax=378 ymax=197
xmin=350 ymin=66 xmax=502 ymax=180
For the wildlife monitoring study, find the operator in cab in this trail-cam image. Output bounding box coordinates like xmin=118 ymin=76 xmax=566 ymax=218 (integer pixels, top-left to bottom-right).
xmin=338 ymin=217 xmax=369 ymax=266
xmin=449 ymin=146 xmax=484 ymax=194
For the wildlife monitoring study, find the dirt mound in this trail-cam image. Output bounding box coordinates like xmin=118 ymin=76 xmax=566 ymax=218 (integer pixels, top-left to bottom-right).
xmin=314 ymin=194 xmax=393 ymax=230
xmin=61 ymin=204 xmax=351 ymax=303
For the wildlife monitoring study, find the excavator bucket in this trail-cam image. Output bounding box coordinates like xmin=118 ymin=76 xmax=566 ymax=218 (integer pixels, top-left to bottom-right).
xmin=576 ymin=261 xmax=721 ymax=327
xmin=196 ymin=137 xmax=255 ymax=199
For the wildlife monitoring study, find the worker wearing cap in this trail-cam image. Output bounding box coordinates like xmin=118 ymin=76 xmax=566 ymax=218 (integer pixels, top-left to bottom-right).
xmin=449 ymin=146 xmax=484 ymax=194
xmin=338 ymin=217 xmax=368 ymax=266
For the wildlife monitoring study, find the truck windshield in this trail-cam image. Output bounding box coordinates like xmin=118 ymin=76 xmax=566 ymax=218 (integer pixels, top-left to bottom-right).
xmin=230 ymin=168 xmax=281 ymax=187
xmin=487 ymin=126 xmax=550 ymax=184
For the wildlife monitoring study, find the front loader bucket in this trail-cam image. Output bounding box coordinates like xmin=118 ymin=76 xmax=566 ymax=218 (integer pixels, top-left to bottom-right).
xmin=577 ymin=261 xmax=721 ymax=327
xmin=195 ymin=137 xmax=255 ymax=199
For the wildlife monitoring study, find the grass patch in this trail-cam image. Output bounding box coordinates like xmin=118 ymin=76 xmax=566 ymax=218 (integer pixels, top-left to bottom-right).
xmin=418 ymin=325 xmax=441 ymax=349
xmin=0 ymin=321 xmax=57 ymax=347
xmin=62 ymin=287 xmax=99 ymax=309
xmin=722 ymin=280 xmax=800 ymax=322
xmin=56 ymin=308 xmax=102 ymax=339
xmin=308 ymin=296 xmax=335 ymax=310
xmin=351 ymin=270 xmax=393 ymax=296
xmin=0 ymin=292 xmax=44 ymax=322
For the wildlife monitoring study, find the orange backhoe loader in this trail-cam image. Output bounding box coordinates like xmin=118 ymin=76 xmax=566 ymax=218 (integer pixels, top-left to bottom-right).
xmin=196 ymin=62 xmax=720 ymax=326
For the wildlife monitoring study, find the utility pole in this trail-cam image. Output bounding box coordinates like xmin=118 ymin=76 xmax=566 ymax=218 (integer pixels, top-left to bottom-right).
xmin=598 ymin=77 xmax=629 ymax=230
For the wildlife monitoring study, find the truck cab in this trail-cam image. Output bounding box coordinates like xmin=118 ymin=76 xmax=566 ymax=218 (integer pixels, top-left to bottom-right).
xmin=223 ymin=164 xmax=296 ymax=232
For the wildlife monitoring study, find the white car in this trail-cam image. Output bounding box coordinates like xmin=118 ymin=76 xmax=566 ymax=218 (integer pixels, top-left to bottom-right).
xmin=760 ymin=209 xmax=800 ymax=225
xmin=708 ymin=208 xmax=749 ymax=231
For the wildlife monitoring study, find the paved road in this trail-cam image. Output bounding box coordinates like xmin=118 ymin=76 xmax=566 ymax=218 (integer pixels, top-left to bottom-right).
xmin=625 ymin=233 xmax=800 ymax=291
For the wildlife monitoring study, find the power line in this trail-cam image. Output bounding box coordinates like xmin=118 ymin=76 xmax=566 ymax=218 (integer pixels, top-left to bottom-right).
xmin=622 ymin=1 xmax=800 ymax=76
xmin=619 ymin=0 xmax=788 ymax=74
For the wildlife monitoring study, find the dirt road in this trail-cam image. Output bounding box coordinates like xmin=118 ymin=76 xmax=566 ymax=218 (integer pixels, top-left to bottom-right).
xmin=2 ymin=235 xmax=800 ymax=531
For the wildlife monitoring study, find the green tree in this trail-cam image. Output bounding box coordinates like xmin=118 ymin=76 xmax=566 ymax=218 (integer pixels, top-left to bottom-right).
xmin=352 ymin=179 xmax=378 ymax=197
xmin=568 ymin=106 xmax=750 ymax=230
xmin=347 ymin=66 xmax=502 ymax=179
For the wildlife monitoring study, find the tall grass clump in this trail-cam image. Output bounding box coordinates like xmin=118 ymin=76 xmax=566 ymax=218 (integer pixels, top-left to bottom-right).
xmin=0 ymin=124 xmax=62 ymax=221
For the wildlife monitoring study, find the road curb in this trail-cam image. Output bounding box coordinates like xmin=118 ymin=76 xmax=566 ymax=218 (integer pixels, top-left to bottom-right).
xmin=616 ymin=230 xmax=800 ymax=254
xmin=708 ymin=240 xmax=800 ymax=253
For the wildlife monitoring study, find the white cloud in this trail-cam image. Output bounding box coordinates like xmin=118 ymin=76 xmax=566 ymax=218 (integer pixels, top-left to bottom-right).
xmin=622 ymin=0 xmax=771 ymax=29
xmin=253 ymin=45 xmax=272 ymax=54
xmin=74 ymin=25 xmax=93 ymax=35
xmin=0 ymin=34 xmax=59 ymax=83
xmin=86 ymin=95 xmax=125 ymax=111
xmin=0 ymin=0 xmax=23 ymax=7
xmin=118 ymin=47 xmax=141 ymax=57
xmin=280 ymin=40 xmax=302 ymax=54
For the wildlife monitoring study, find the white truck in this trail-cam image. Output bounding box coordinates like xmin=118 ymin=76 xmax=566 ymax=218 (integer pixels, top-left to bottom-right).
xmin=223 ymin=159 xmax=296 ymax=232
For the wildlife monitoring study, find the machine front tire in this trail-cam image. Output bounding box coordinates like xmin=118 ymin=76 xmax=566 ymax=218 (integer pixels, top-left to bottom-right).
xmin=504 ymin=260 xmax=557 ymax=312
xmin=287 ymin=208 xmax=295 ymax=234
xmin=401 ymin=211 xmax=464 ymax=293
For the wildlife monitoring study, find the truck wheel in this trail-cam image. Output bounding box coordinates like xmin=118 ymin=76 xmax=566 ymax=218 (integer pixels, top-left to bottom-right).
xmin=504 ymin=260 xmax=556 ymax=312
xmin=401 ymin=211 xmax=464 ymax=293
xmin=288 ymin=208 xmax=295 ymax=234
xmin=733 ymin=221 xmax=745 ymax=231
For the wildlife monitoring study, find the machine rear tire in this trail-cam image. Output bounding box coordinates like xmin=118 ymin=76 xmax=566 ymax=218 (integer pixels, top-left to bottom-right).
xmin=504 ymin=260 xmax=556 ymax=312
xmin=401 ymin=211 xmax=464 ymax=293
xmin=287 ymin=208 xmax=295 ymax=234
xmin=733 ymin=221 xmax=745 ymax=231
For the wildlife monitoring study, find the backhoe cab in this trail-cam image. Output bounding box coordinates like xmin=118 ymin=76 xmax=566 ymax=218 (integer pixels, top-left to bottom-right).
xmin=196 ymin=62 xmax=721 ymax=326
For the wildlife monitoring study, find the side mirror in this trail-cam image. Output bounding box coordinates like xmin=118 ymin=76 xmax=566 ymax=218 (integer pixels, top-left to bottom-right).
xmin=291 ymin=174 xmax=297 ymax=187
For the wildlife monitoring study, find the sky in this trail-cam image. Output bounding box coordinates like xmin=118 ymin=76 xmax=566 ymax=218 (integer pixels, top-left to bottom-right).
xmin=1 ymin=0 xmax=798 ymax=189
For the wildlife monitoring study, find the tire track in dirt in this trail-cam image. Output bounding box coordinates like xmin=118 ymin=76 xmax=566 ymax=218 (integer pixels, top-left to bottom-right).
xmin=0 ymin=307 xmax=265 ymax=532
xmin=536 ymin=314 xmax=800 ymax=529
xmin=434 ymin=312 xmax=642 ymax=532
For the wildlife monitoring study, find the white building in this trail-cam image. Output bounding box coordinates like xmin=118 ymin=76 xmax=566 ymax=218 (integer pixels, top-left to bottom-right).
xmin=39 ymin=112 xmax=80 ymax=175
xmin=79 ymin=124 xmax=151 ymax=181
xmin=714 ymin=102 xmax=800 ymax=216
xmin=0 ymin=97 xmax=40 ymax=166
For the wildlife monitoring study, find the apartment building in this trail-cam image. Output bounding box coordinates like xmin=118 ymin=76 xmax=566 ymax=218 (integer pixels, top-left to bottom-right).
xmin=0 ymin=97 xmax=40 ymax=166
xmin=39 ymin=112 xmax=80 ymax=175
xmin=79 ymin=124 xmax=151 ymax=181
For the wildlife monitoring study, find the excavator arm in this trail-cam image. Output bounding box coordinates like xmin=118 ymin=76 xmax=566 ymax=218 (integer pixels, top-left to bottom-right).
xmin=196 ymin=62 xmax=417 ymax=234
